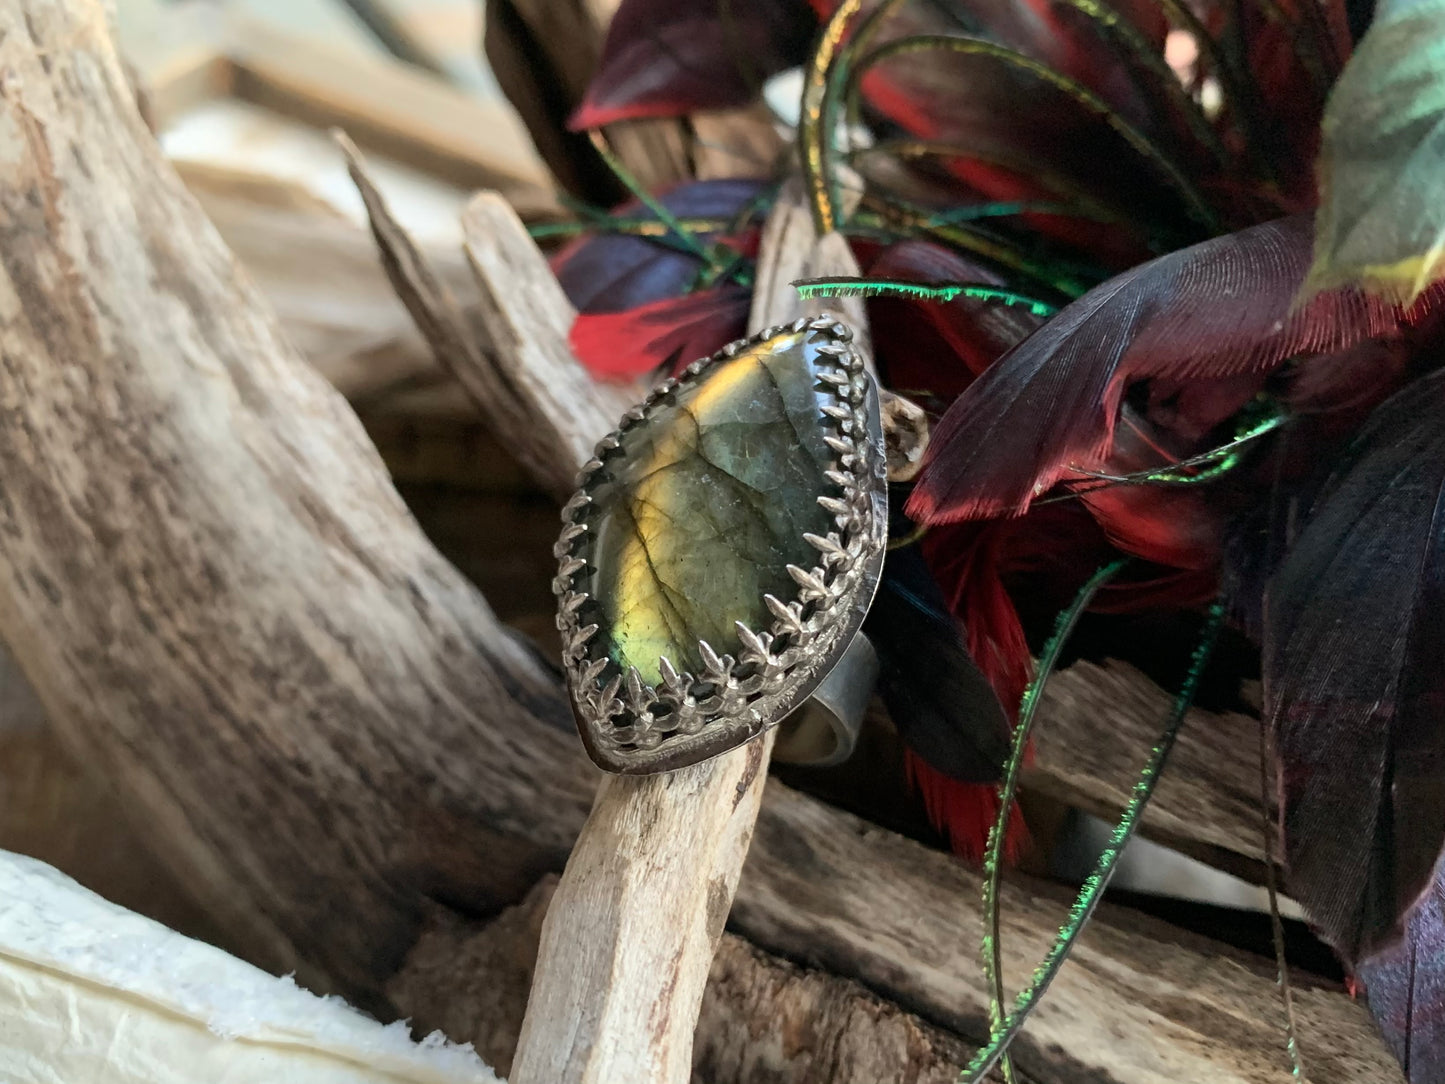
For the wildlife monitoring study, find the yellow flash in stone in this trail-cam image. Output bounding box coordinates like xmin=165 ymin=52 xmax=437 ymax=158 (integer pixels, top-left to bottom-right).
xmin=588 ymin=331 xmax=835 ymax=685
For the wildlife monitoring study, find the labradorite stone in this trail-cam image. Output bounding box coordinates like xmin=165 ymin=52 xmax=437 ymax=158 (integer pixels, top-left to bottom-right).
xmin=585 ymin=330 xmax=838 ymax=684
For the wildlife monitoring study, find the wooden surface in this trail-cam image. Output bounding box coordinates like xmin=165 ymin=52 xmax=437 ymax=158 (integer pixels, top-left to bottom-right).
xmin=0 ymin=0 xmax=593 ymax=1000
xmin=343 ymin=145 xmax=632 ymax=500
xmin=1030 ymin=659 xmax=1275 ymax=883
xmin=395 ymin=876 xmax=1005 ymax=1084
xmin=123 ymin=4 xmax=556 ymax=214
xmin=0 ymin=3 xmax=1394 ymax=1079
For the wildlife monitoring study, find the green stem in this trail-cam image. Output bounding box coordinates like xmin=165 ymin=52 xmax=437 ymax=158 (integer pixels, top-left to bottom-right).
xmin=966 ymin=598 xmax=1226 ymax=1083
xmin=791 ymin=276 xmax=1059 ymax=316
xmin=586 ymin=131 xmax=723 ymax=272
xmin=981 ymin=559 xmax=1126 ymax=1084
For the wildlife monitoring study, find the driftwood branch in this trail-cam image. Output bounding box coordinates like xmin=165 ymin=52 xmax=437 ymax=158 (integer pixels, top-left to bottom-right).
xmin=0 ymin=0 xmax=593 ymax=1000
xmin=394 ymin=876 xmax=1005 ymax=1084
xmin=0 ymin=4 xmax=1392 ymax=1082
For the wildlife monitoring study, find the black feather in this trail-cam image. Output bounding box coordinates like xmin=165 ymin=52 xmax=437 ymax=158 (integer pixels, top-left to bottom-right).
xmin=865 ymin=540 xmax=1011 ymax=784
xmin=1263 ymin=365 xmax=1445 ymax=967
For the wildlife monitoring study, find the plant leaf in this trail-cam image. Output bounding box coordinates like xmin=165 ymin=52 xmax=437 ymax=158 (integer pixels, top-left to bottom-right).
xmin=1263 ymin=367 xmax=1445 ymax=968
xmin=909 ymin=214 xmax=1439 ymax=523
xmin=570 ymin=0 xmax=817 ymax=129
xmin=1306 ymin=0 xmax=1445 ymax=304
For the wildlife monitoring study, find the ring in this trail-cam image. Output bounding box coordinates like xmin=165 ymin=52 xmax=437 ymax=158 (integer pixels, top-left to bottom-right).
xmin=553 ymin=315 xmax=888 ymax=774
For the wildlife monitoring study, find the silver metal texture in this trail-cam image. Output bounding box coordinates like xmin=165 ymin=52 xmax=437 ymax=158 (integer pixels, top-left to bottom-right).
xmin=553 ymin=315 xmax=889 ymax=774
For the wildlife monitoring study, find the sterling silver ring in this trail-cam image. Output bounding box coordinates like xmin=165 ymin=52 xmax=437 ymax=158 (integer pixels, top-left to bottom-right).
xmin=553 ymin=315 xmax=888 ymax=774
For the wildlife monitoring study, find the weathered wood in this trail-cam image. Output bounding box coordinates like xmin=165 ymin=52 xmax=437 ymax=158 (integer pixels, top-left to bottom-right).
xmin=1029 ymin=659 xmax=1275 ymax=883
xmin=737 ymin=782 xmax=1395 ymax=1084
xmin=510 ymin=738 xmax=776 ymax=1084
xmin=123 ymin=4 xmax=556 ymax=214
xmin=0 ymin=0 xmax=593 ymax=1000
xmin=0 ymin=5 xmax=1393 ymax=1081
xmin=176 ymin=161 xmax=458 ymax=409
xmin=393 ymin=876 xmax=996 ymax=1084
xmin=343 ymin=148 xmax=636 ymax=499
xmin=481 ymin=0 xmax=693 ymax=199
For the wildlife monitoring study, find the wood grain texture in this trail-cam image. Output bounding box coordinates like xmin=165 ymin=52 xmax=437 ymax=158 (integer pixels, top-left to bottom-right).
xmin=127 ymin=4 xmax=557 ymax=213
xmin=735 ymin=782 xmax=1398 ymax=1084
xmin=0 ymin=0 xmax=592 ymax=999
xmin=394 ymin=875 xmax=1009 ymax=1084
xmin=510 ymin=738 xmax=776 ymax=1084
xmin=1029 ymin=659 xmax=1275 ymax=882
xmin=344 ymin=149 xmax=638 ymax=499
xmin=0 ymin=4 xmax=1393 ymax=1079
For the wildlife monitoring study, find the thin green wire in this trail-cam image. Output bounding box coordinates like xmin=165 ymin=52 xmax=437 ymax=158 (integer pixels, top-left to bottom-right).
xmin=585 ymin=131 xmax=730 ymax=277
xmin=965 ymin=598 xmax=1227 ymax=1083
xmin=980 ymin=559 xmax=1126 ymax=1084
xmin=791 ymin=276 xmax=1059 ymax=317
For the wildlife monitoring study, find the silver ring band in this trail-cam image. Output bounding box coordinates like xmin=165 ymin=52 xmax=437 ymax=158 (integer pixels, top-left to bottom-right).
xmin=773 ymin=632 xmax=877 ymax=767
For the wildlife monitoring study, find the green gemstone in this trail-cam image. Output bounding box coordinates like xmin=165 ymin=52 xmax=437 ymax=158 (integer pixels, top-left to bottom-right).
xmin=583 ymin=330 xmax=838 ymax=684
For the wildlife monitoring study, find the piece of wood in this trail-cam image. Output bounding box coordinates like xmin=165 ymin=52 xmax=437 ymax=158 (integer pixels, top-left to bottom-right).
xmin=0 ymin=647 xmax=219 ymax=939
xmin=1029 ymin=659 xmax=1276 ymax=884
xmin=393 ymin=875 xmax=1001 ymax=1084
xmin=123 ymin=3 xmax=556 ymax=216
xmin=509 ymin=738 xmax=776 ymax=1084
xmin=481 ymin=0 xmax=693 ymax=199
xmin=0 ymin=0 xmax=594 ymax=1001
xmin=0 ymin=5 xmax=1392 ymax=1079
xmin=176 ymin=161 xmax=460 ymax=409
xmin=343 ymin=146 xmax=636 ymax=499
xmin=735 ymin=782 xmax=1396 ymax=1084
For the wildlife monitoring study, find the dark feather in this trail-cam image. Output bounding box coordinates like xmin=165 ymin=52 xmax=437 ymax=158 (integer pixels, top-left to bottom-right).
xmin=910 ymin=214 xmax=1440 ymax=524
xmin=1358 ymin=864 xmax=1445 ymax=1082
xmin=570 ymin=0 xmax=815 ymax=129
xmin=1263 ymin=366 xmax=1445 ymax=966
xmin=1072 ymin=405 xmax=1226 ymax=570
xmin=552 ymin=179 xmax=764 ymax=315
xmin=867 ymin=542 xmax=1012 ymax=784
xmin=865 ymin=241 xmax=1045 ymax=399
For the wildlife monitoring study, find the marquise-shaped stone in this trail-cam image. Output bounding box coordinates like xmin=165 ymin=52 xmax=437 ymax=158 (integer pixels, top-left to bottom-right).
xmin=579 ymin=329 xmax=842 ymax=684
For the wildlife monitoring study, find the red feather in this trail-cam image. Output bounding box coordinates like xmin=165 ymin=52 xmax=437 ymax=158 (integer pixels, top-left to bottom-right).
xmin=866 ymin=241 xmax=1044 ymax=397
xmin=1071 ymin=406 xmax=1226 ymax=570
xmin=909 ymin=214 xmax=1442 ymax=524
xmin=570 ymin=0 xmax=814 ymax=129
xmin=905 ymin=750 xmax=1030 ymax=863
xmin=569 ymin=286 xmax=751 ymax=380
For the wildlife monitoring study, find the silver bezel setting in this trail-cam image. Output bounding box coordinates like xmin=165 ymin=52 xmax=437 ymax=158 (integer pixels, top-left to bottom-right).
xmin=553 ymin=315 xmax=888 ymax=774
